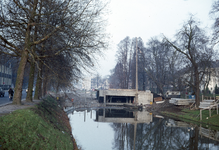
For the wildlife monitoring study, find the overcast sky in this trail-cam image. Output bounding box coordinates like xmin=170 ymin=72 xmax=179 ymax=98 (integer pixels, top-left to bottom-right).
xmin=95 ymin=0 xmax=215 ymax=77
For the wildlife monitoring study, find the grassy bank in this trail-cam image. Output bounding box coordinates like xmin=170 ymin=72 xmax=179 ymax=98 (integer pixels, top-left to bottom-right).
xmin=161 ymin=108 xmax=219 ymax=130
xmin=0 ymin=96 xmax=77 ymax=149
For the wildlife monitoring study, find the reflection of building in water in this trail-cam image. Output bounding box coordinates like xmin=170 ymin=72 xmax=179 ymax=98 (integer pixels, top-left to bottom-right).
xmin=95 ymin=109 xmax=152 ymax=124
xmin=95 ymin=108 xmax=152 ymax=150
xmin=199 ymin=127 xmax=219 ymax=142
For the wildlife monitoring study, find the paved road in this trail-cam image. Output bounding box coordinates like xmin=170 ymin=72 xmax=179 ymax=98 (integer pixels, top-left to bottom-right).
xmin=0 ymin=90 xmax=27 ymax=105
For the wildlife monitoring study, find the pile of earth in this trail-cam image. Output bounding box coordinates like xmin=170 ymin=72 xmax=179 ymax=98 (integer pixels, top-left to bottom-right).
xmin=146 ymin=99 xmax=187 ymax=114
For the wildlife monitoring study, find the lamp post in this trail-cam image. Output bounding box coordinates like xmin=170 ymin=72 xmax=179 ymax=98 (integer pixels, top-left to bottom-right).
xmin=135 ymin=38 xmax=138 ymax=105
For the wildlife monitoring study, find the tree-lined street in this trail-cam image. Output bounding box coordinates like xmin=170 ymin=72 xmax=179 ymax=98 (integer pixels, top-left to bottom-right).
xmin=0 ymin=0 xmax=109 ymax=105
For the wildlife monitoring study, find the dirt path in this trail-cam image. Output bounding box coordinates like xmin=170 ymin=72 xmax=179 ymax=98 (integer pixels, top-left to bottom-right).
xmin=0 ymin=100 xmax=42 ymax=117
xmin=146 ymin=99 xmax=185 ymax=114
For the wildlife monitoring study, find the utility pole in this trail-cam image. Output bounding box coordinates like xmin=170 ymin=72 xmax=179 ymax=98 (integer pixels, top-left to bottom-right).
xmin=85 ymin=88 xmax=86 ymax=107
xmin=135 ymin=38 xmax=138 ymax=105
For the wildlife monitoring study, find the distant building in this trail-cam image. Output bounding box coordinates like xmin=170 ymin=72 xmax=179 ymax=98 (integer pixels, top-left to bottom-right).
xmin=91 ymin=76 xmax=101 ymax=90
xmin=0 ymin=64 xmax=12 ymax=90
xmin=82 ymin=77 xmax=91 ymax=90
xmin=91 ymin=76 xmax=110 ymax=90
xmin=91 ymin=77 xmax=97 ymax=90
xmin=201 ymin=61 xmax=219 ymax=94
xmin=180 ymin=60 xmax=219 ymax=94
xmin=100 ymin=78 xmax=110 ymax=90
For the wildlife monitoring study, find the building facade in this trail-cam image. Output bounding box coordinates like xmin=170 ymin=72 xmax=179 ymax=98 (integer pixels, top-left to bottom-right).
xmin=82 ymin=77 xmax=91 ymax=90
xmin=0 ymin=64 xmax=12 ymax=90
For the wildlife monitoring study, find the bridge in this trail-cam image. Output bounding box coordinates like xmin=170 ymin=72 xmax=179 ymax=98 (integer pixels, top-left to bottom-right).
xmin=97 ymin=89 xmax=153 ymax=106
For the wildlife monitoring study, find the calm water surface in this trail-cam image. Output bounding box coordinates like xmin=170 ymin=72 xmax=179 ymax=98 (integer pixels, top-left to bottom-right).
xmin=68 ymin=109 xmax=219 ymax=150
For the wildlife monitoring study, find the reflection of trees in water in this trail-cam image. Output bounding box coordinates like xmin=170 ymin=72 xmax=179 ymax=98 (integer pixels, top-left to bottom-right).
xmin=110 ymin=119 xmax=219 ymax=150
xmin=110 ymin=123 xmax=133 ymax=150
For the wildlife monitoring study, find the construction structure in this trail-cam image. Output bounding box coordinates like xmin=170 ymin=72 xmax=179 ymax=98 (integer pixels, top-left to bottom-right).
xmin=169 ymin=98 xmax=195 ymax=105
xmin=97 ymin=89 xmax=153 ymax=106
xmin=199 ymin=100 xmax=219 ymax=120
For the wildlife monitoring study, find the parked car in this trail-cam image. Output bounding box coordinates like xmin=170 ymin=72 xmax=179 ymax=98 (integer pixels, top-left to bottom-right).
xmin=26 ymin=88 xmax=34 ymax=93
xmin=0 ymin=87 xmax=5 ymax=97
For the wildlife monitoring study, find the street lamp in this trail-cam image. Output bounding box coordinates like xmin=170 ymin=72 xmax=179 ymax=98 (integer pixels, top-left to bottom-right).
xmin=135 ymin=38 xmax=138 ymax=104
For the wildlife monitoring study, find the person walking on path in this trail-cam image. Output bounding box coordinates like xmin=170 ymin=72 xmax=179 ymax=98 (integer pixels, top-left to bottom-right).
xmin=8 ymin=87 xmax=14 ymax=101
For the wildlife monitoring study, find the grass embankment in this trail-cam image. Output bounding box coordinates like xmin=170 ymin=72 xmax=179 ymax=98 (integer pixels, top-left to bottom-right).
xmin=162 ymin=108 xmax=219 ymax=130
xmin=0 ymin=96 xmax=77 ymax=149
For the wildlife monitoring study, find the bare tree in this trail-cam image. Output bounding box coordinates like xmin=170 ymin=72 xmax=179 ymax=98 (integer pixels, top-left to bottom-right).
xmin=134 ymin=38 xmax=147 ymax=91
xmin=0 ymin=0 xmax=63 ymax=104
xmin=115 ymin=37 xmax=133 ymax=89
xmin=0 ymin=0 xmax=109 ymax=104
xmin=109 ymin=37 xmax=136 ymax=89
xmin=143 ymin=37 xmax=170 ymax=95
xmin=210 ymin=0 xmax=219 ymax=45
xmin=164 ymin=16 xmax=213 ymax=107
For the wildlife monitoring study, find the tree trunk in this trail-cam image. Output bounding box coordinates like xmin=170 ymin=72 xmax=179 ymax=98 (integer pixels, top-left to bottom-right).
xmin=195 ymin=80 xmax=200 ymax=106
xmin=12 ymin=0 xmax=38 ymax=104
xmin=26 ymin=60 xmax=35 ymax=102
xmin=34 ymin=70 xmax=40 ymax=100
xmin=38 ymin=66 xmax=43 ymax=99
xmin=42 ymin=68 xmax=48 ymax=97
xmin=34 ymin=61 xmax=42 ymax=100
xmin=26 ymin=5 xmax=39 ymax=102
xmin=13 ymin=49 xmax=29 ymax=105
xmin=13 ymin=24 xmax=31 ymax=104
xmin=194 ymin=126 xmax=199 ymax=150
xmin=42 ymin=76 xmax=48 ymax=97
xmin=195 ymin=66 xmax=200 ymax=107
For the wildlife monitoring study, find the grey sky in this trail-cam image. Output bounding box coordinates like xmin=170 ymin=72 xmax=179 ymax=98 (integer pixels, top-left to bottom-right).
xmin=96 ymin=0 xmax=214 ymax=77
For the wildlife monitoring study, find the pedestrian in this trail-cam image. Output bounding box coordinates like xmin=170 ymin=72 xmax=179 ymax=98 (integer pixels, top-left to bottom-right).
xmin=8 ymin=87 xmax=14 ymax=101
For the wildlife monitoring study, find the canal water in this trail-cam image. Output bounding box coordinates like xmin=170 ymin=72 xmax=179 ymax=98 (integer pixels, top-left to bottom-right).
xmin=68 ymin=108 xmax=219 ymax=150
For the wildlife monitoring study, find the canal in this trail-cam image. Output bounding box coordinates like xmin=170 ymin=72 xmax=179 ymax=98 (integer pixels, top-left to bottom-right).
xmin=68 ymin=108 xmax=219 ymax=150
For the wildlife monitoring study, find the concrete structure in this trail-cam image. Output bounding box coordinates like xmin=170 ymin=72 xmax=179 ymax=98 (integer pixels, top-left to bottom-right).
xmin=98 ymin=89 xmax=153 ymax=106
xmin=95 ymin=108 xmax=152 ymax=124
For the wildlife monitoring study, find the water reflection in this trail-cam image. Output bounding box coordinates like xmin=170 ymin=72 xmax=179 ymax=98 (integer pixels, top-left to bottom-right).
xmin=95 ymin=109 xmax=152 ymax=124
xmin=199 ymin=126 xmax=219 ymax=142
xmin=69 ymin=108 xmax=219 ymax=150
